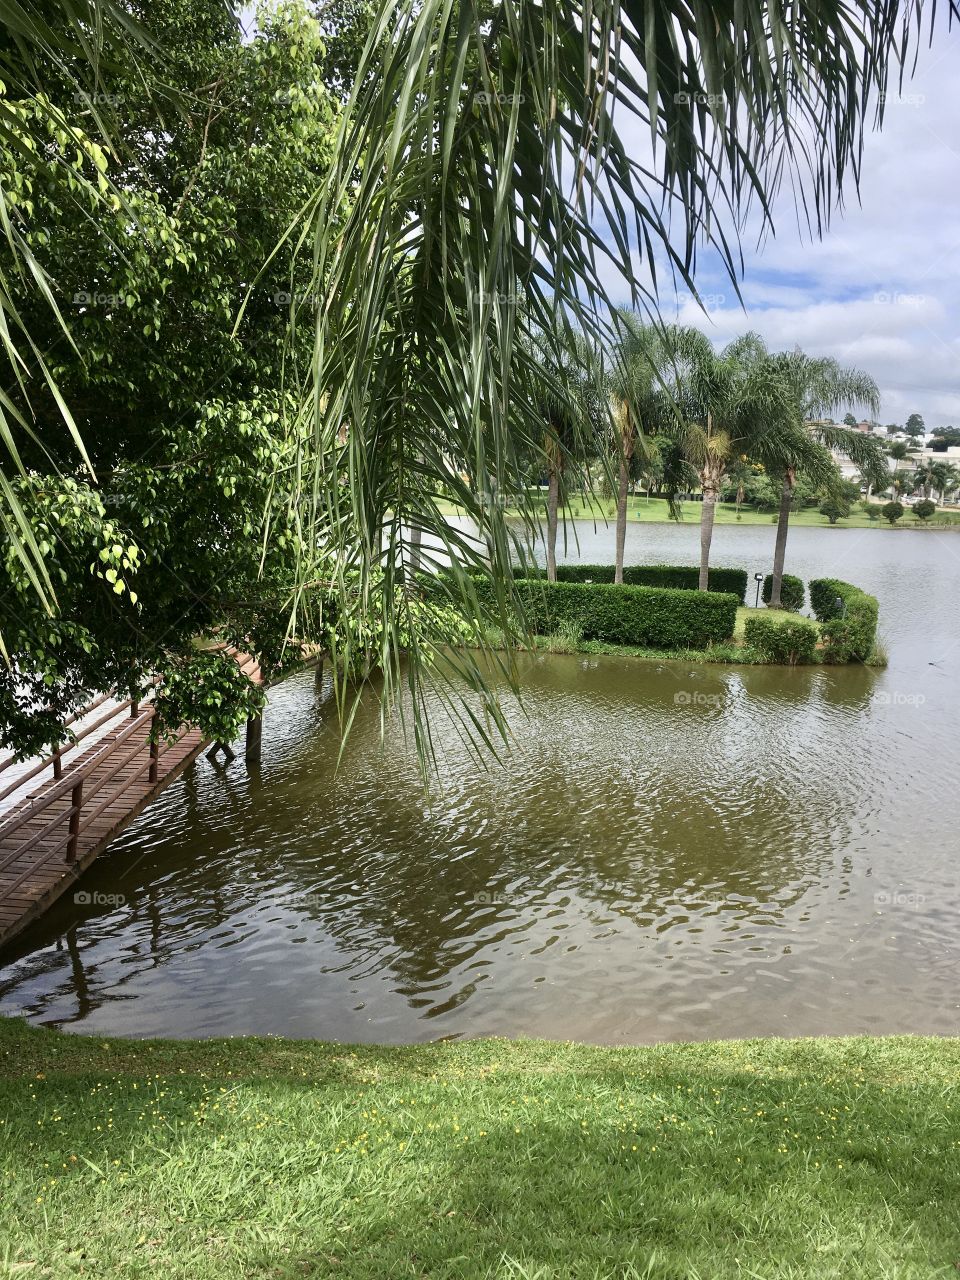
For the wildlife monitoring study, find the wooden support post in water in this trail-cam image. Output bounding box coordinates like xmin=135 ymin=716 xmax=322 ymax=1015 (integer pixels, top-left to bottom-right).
xmin=148 ymin=738 xmax=159 ymax=783
xmin=52 ymin=745 xmax=63 ymax=780
xmin=245 ymin=714 xmax=263 ymax=764
xmin=66 ymin=779 xmax=83 ymax=862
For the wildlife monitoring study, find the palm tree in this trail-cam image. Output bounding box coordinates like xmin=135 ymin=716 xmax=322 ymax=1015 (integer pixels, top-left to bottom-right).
xmin=936 ymin=464 xmax=960 ymax=503
xmin=757 ymin=349 xmax=883 ymax=608
xmin=661 ymin=331 xmax=819 ymax=591
xmin=607 ymin=315 xmax=674 ymax=583
xmin=528 ymin=318 xmax=606 ymax=581
xmin=912 ymin=457 xmax=956 ymax=500
xmin=887 ymin=439 xmax=919 ymax=477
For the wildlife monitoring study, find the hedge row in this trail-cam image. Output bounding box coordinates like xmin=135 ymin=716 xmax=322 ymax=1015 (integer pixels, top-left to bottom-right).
xmin=762 ymin=573 xmax=805 ymax=612
xmin=476 ymin=577 xmax=738 ymax=649
xmin=513 ymin=563 xmax=748 ymax=603
xmin=744 ymin=616 xmax=819 ymax=665
xmin=809 ymin=577 xmax=879 ymax=662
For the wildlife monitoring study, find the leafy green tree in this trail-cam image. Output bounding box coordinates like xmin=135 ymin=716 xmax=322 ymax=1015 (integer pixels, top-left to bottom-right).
xmin=929 ymin=426 xmax=960 ymax=451
xmin=315 ymin=0 xmax=378 ymax=96
xmin=882 ymin=501 xmax=904 ymax=525
xmin=819 ymin=497 xmax=850 ymax=524
xmin=913 ymin=499 xmax=936 ymax=522
xmin=0 ymin=0 xmax=344 ymax=754
xmin=904 ymin=412 xmax=925 ymax=439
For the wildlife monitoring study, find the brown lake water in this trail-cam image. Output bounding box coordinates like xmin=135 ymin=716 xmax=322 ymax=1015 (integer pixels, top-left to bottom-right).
xmin=1 ymin=521 xmax=959 ymax=1043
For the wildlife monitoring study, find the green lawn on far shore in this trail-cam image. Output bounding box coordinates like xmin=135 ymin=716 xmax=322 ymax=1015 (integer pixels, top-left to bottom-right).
xmin=2 ymin=1018 xmax=958 ymax=1278
xmin=437 ymin=493 xmax=960 ymax=530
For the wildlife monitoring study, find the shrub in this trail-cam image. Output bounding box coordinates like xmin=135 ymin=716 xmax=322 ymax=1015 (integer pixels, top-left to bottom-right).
xmin=808 ymin=577 xmax=880 ymax=663
xmin=819 ymin=497 xmax=850 ymax=524
xmin=913 ymin=499 xmax=937 ymax=522
xmin=743 ymin=616 xmax=819 ymax=665
xmin=513 ymin=563 xmax=748 ymax=603
xmin=539 ymin=617 xmax=584 ymax=652
xmin=882 ymin=500 xmax=904 ymax=525
xmin=861 ymin=501 xmax=882 ymax=522
xmin=476 ymin=577 xmax=738 ymax=649
xmin=761 ymin=573 xmax=804 ymax=612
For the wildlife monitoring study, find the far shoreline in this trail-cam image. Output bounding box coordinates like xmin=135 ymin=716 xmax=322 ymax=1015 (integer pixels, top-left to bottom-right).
xmin=438 ymin=496 xmax=960 ymax=531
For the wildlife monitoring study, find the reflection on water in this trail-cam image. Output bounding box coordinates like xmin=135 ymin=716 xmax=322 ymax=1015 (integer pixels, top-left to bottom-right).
xmin=1 ymin=524 xmax=959 ymax=1043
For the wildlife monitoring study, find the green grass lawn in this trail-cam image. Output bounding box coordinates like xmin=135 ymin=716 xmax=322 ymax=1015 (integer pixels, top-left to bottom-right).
xmin=437 ymin=494 xmax=960 ymax=530
xmin=3 ymin=1018 xmax=959 ymax=1278
xmin=734 ymin=604 xmax=806 ymax=639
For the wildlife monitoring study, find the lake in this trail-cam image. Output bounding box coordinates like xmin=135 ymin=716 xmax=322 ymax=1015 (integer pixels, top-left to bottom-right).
xmin=1 ymin=519 xmax=958 ymax=1043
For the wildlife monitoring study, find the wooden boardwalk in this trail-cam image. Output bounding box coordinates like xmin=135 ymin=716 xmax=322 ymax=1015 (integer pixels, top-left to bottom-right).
xmin=0 ymin=651 xmax=261 ymax=951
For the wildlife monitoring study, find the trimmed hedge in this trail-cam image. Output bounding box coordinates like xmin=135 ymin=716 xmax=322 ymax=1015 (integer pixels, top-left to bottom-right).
xmin=744 ymin=616 xmax=819 ymax=665
xmin=477 ymin=577 xmax=738 ymax=649
xmin=762 ymin=573 xmax=805 ymax=612
xmin=809 ymin=577 xmax=879 ymax=663
xmin=513 ymin=563 xmax=748 ymax=603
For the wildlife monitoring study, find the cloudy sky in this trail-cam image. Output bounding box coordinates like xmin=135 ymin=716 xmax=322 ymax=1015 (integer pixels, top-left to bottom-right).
xmin=606 ymin=33 xmax=960 ymax=429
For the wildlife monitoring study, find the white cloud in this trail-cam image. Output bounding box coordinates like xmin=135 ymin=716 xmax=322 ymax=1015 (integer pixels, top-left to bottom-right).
xmin=600 ymin=34 xmax=960 ymax=427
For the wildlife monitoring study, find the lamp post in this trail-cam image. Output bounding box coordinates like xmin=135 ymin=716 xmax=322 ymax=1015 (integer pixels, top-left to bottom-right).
xmin=754 ymin=572 xmax=764 ymax=608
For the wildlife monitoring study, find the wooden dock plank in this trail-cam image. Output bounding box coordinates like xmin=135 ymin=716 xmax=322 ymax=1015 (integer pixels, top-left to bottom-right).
xmin=0 ymin=651 xmax=258 ymax=952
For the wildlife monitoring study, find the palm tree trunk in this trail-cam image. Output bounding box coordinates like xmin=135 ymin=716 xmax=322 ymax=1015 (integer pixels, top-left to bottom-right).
xmin=546 ymin=465 xmax=559 ymax=582
xmin=408 ymin=522 xmax=422 ymax=577
xmin=769 ymin=467 xmax=795 ymax=609
xmin=614 ymin=455 xmax=629 ymax=584
xmin=699 ymin=482 xmax=716 ymax=591
xmin=614 ymin=408 xmax=634 ymax=585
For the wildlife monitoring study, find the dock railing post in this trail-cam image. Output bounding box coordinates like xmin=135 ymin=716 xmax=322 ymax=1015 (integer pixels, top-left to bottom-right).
xmin=149 ymin=737 xmax=159 ymax=783
xmin=66 ymin=778 xmax=83 ymax=862
xmin=245 ymin=714 xmax=263 ymax=764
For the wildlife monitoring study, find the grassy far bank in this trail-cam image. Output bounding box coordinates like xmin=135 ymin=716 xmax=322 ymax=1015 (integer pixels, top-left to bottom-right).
xmin=2 ymin=1019 xmax=958 ymax=1279
xmin=437 ymin=493 xmax=960 ymax=529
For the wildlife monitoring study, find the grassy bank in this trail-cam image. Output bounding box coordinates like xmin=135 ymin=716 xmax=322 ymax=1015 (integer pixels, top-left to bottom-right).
xmin=438 ymin=493 xmax=960 ymax=530
xmin=2 ymin=1018 xmax=958 ymax=1278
